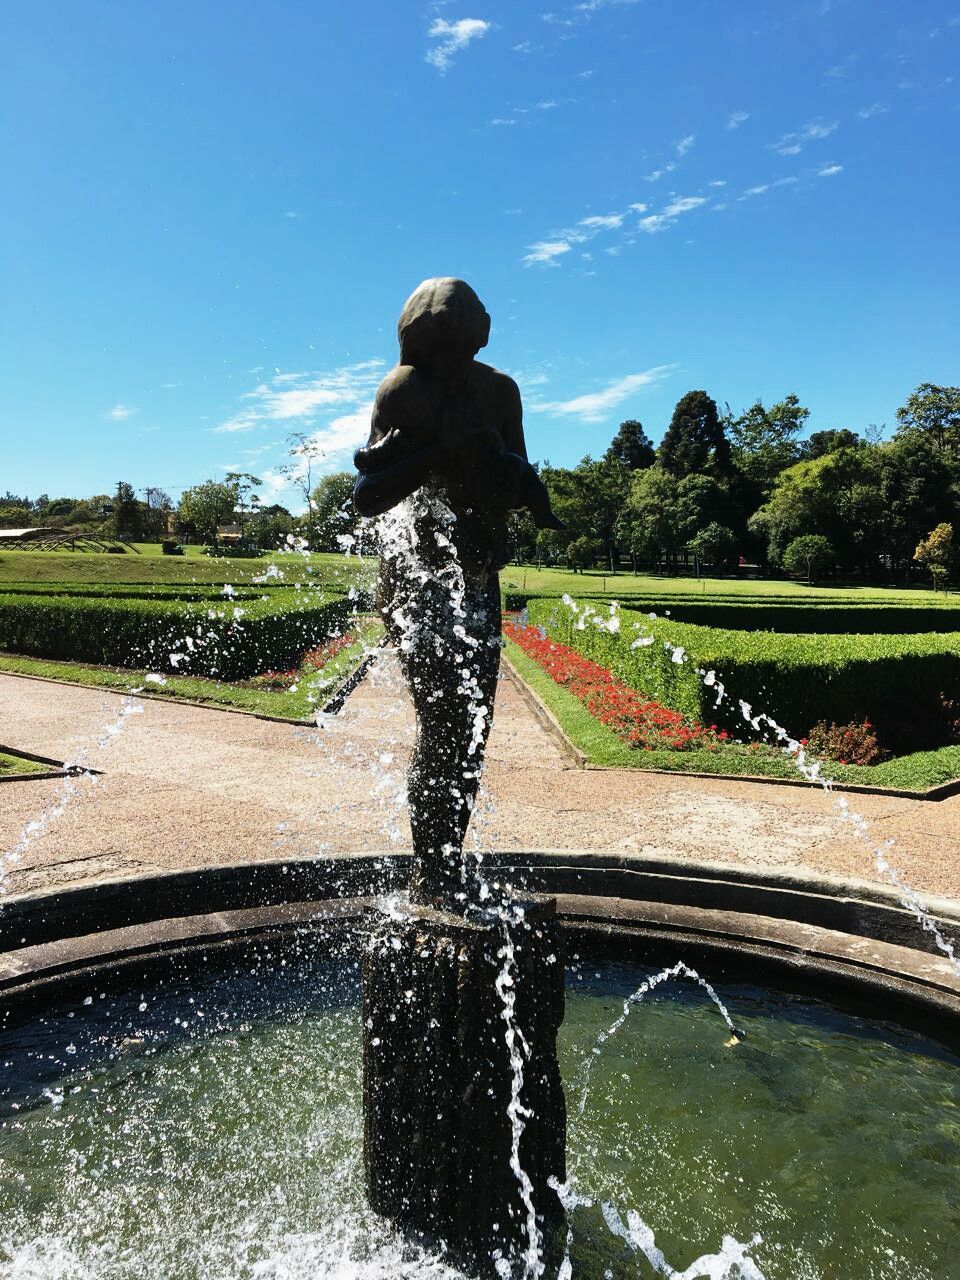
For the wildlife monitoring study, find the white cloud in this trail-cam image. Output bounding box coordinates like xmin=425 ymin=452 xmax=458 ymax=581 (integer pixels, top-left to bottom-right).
xmin=726 ymin=111 xmax=750 ymax=130
xmin=662 ymin=196 xmax=706 ymax=216
xmin=770 ymin=119 xmax=838 ymax=156
xmin=213 ymin=361 xmax=384 ymax=434
xmin=578 ymin=213 xmax=624 ymax=230
xmin=858 ymin=102 xmax=888 ymax=119
xmin=284 ymin=210 xmax=301 ymax=219
xmin=739 ymin=184 xmax=770 ymax=200
xmin=106 ymin=403 xmax=137 ymax=421
xmin=645 ymin=162 xmax=676 ymax=182
xmin=522 ymin=239 xmax=574 ymax=265
xmin=426 ymin=17 xmax=491 ymax=72
xmin=531 ymin=366 xmax=675 ymax=422
xmin=535 ymin=99 xmax=559 ymax=110
xmin=675 ymin=134 xmax=696 ymax=156
xmin=817 ymin=162 xmax=843 ymax=177
xmin=628 ymin=201 xmax=648 ymax=212
xmin=490 ymin=117 xmax=516 ymax=126
xmin=708 ymin=180 xmax=727 ymax=188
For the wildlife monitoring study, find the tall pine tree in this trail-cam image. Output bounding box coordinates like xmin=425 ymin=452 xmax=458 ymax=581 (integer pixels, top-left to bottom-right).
xmin=658 ymin=390 xmax=730 ymax=477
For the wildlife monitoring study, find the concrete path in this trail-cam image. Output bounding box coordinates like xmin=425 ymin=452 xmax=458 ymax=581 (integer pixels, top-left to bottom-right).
xmin=2 ymin=664 xmax=960 ymax=900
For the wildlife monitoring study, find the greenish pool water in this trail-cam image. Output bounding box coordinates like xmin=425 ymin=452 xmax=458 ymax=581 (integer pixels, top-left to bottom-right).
xmin=0 ymin=956 xmax=957 ymax=1278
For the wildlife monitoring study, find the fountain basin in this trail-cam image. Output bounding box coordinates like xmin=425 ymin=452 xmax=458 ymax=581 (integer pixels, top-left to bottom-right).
xmin=2 ymin=854 xmax=959 ymax=1278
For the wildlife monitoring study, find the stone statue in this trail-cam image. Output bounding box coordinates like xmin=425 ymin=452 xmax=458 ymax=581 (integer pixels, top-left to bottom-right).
xmin=354 ymin=277 xmax=561 ymax=912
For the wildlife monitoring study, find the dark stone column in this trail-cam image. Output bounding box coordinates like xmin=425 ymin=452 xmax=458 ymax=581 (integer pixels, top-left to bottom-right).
xmin=362 ymin=895 xmax=567 ymax=1275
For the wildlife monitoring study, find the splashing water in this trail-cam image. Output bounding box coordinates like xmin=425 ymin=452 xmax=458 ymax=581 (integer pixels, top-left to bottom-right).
xmin=572 ymin=961 xmax=740 ymax=1127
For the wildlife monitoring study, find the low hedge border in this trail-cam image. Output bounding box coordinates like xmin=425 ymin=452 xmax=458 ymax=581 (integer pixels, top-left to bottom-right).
xmin=524 ymin=596 xmax=960 ymax=752
xmin=0 ymin=589 xmax=350 ymax=680
xmin=503 ymin=592 xmax=960 ymax=634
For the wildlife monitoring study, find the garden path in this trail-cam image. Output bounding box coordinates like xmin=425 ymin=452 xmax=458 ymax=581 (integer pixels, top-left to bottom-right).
xmin=1 ymin=663 xmax=960 ymax=900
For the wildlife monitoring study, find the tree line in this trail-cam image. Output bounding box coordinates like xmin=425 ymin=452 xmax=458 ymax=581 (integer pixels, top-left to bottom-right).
xmin=510 ymin=382 xmax=960 ymax=584
xmin=4 ymin=383 xmax=958 ymax=582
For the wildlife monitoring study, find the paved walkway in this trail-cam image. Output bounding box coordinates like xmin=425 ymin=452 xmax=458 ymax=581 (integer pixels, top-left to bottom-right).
xmin=2 ymin=663 xmax=960 ymax=900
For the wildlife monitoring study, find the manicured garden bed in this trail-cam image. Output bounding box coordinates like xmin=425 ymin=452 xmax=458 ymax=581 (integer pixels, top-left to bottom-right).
xmin=0 ymin=587 xmax=351 ymax=679
xmin=524 ymin=597 xmax=960 ymax=758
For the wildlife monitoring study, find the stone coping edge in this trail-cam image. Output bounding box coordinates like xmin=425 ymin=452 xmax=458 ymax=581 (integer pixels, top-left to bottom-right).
xmin=1 ymin=890 xmax=958 ymax=1051
xmin=502 ymin=651 xmax=960 ymax=801
xmin=2 ymin=850 xmax=958 ymax=962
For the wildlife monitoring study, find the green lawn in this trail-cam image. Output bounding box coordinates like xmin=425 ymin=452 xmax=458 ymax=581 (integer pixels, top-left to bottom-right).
xmin=0 ymin=749 xmax=50 ymax=777
xmin=0 ymin=544 xmax=376 ymax=589
xmin=501 ymin=565 xmax=958 ymax=607
xmin=504 ymin=638 xmax=960 ymax=793
xmin=0 ymin=620 xmax=382 ymax=722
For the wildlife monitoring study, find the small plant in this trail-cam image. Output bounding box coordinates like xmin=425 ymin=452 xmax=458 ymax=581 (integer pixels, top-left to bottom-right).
xmin=806 ymin=718 xmax=889 ymax=766
xmin=161 ymin=539 xmax=184 ymax=556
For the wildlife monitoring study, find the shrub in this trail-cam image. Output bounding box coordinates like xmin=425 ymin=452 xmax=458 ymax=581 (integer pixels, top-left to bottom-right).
xmin=806 ymin=719 xmax=888 ymax=766
xmin=161 ymin=539 xmax=184 ymax=556
xmin=524 ymin=595 xmax=960 ymax=751
xmin=0 ymin=589 xmax=349 ymax=680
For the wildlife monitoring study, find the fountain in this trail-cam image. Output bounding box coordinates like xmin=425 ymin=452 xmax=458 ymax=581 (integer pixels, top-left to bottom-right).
xmin=353 ymin=278 xmax=568 ymax=1272
xmin=3 ymin=282 xmax=960 ymax=1278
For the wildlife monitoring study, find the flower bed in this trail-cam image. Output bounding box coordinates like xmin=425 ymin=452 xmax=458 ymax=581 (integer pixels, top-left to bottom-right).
xmin=503 ymin=621 xmax=719 ymax=752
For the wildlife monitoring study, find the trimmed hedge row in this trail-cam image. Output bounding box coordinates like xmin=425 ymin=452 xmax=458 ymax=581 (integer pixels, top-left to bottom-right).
xmin=0 ymin=582 xmax=279 ymax=602
xmin=0 ymin=589 xmax=349 ymax=680
xmin=504 ymin=592 xmax=960 ymax=634
xmin=524 ymin=597 xmax=960 ymax=747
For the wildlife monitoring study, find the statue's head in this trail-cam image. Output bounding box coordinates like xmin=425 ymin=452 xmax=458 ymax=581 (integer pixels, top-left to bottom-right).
xmin=398 ymin=278 xmax=491 ymax=368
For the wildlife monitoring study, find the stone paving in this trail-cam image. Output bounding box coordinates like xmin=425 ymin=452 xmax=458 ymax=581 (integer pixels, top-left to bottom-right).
xmin=2 ymin=663 xmax=960 ymax=900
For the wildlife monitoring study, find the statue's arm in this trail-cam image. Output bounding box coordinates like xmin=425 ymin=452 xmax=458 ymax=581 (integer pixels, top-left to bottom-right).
xmin=498 ymin=375 xmax=528 ymax=462
xmin=353 ymin=377 xmax=438 ymax=518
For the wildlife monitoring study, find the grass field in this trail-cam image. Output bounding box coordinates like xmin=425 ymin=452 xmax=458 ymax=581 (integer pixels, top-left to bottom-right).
xmin=0 ymin=544 xmax=376 ymax=589
xmin=504 ymin=638 xmax=960 ymax=792
xmin=1 ymin=545 xmax=954 ymax=606
xmin=502 ymin=565 xmax=958 ymax=606
xmin=0 ymin=749 xmax=49 ymax=777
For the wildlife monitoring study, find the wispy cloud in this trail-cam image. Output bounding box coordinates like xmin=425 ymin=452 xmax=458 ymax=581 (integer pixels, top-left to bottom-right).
xmin=816 ymin=162 xmax=843 ymax=177
xmin=726 ymin=111 xmax=750 ymax=130
xmin=523 ymin=239 xmax=574 ymax=266
xmin=857 ymin=102 xmax=888 ymax=119
xmin=531 ymin=365 xmax=675 ymax=422
xmin=523 ymin=193 xmax=708 ymax=262
xmin=214 ymin=361 xmax=384 ymax=434
xmin=105 ymin=403 xmax=137 ymax=421
xmin=426 ymin=17 xmax=491 ymax=72
xmin=675 ymin=134 xmax=696 ymax=156
xmin=645 ymin=162 xmax=676 ymax=182
xmin=770 ymin=118 xmax=838 ymax=156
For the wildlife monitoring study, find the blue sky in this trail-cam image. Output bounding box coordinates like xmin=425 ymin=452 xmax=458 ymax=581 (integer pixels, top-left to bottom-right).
xmin=2 ymin=0 xmax=958 ymax=509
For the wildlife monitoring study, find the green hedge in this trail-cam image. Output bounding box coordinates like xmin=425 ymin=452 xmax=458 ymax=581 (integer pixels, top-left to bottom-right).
xmin=503 ymin=592 xmax=960 ymax=634
xmin=0 ymin=589 xmax=349 ymax=679
xmin=524 ymin=597 xmax=960 ymax=746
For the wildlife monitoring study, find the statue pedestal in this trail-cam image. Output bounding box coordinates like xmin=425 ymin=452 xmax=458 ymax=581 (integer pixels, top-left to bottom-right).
xmin=362 ymin=894 xmax=567 ymax=1274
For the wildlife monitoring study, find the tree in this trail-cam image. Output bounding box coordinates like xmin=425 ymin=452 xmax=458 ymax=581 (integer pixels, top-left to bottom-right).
xmin=280 ymin=431 xmax=326 ymax=521
xmin=311 ymin=472 xmax=359 ymax=551
xmin=177 ymin=481 xmax=236 ymax=543
xmin=566 ymin=535 xmax=597 ymax=573
xmin=604 ymin=419 xmax=656 ymax=471
xmin=688 ymin=522 xmax=737 ymax=576
xmin=252 ymin=503 xmax=296 ymax=550
xmin=914 ymin=523 xmax=953 ymax=592
xmin=144 ymin=486 xmax=172 ymax=540
xmin=659 ymin=390 xmax=730 ymax=478
xmin=878 ymin=433 xmax=957 ymax=582
xmin=626 ymin=467 xmax=685 ymax=571
xmin=783 ymin=534 xmax=834 ymax=584
xmin=113 ymin=481 xmax=144 ymax=540
xmin=896 ymin=383 xmax=960 ymax=458
xmin=800 ymin=428 xmax=862 ymax=460
xmin=729 ymin=394 xmax=807 ymax=494
xmin=224 ymin=472 xmax=262 ymax=542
